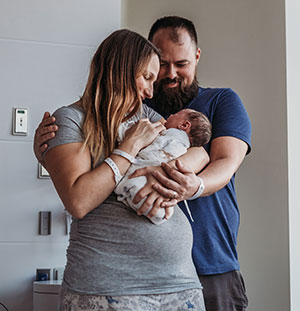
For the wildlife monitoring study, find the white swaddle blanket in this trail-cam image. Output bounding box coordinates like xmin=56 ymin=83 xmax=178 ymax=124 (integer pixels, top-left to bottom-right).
xmin=115 ymin=128 xmax=190 ymax=224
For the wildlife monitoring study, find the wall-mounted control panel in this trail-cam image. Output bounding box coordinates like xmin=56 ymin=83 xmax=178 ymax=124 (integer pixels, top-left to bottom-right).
xmin=13 ymin=107 xmax=28 ymax=135
xmin=39 ymin=211 xmax=51 ymax=235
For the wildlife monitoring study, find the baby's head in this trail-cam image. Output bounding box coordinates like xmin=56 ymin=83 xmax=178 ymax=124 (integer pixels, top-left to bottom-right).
xmin=165 ymin=109 xmax=212 ymax=147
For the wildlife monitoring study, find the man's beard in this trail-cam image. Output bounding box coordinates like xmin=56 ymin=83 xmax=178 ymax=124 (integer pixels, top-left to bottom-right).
xmin=151 ymin=77 xmax=199 ymax=117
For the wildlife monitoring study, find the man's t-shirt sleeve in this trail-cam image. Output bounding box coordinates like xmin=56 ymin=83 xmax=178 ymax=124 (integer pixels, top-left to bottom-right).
xmin=212 ymin=89 xmax=252 ymax=154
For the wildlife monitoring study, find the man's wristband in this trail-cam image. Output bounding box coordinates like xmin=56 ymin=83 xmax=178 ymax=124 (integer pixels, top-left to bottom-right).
xmin=187 ymin=176 xmax=205 ymax=200
xmin=112 ymin=149 xmax=136 ymax=164
xmin=104 ymin=157 xmax=123 ymax=185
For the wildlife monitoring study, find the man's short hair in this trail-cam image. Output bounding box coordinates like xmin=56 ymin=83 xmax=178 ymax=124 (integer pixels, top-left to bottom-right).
xmin=148 ymin=16 xmax=198 ymax=46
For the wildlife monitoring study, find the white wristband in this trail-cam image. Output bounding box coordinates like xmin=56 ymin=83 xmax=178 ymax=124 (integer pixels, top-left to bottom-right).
xmin=187 ymin=176 xmax=205 ymax=200
xmin=104 ymin=157 xmax=123 ymax=185
xmin=112 ymin=149 xmax=136 ymax=164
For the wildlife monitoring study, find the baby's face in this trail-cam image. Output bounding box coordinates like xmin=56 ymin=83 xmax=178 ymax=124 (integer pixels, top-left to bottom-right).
xmin=165 ymin=109 xmax=190 ymax=129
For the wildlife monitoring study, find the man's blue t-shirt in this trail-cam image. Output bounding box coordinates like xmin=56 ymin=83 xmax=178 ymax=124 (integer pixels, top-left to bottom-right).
xmin=146 ymin=87 xmax=252 ymax=275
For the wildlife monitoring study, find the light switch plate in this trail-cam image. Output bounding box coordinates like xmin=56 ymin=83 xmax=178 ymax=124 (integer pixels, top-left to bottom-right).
xmin=13 ymin=107 xmax=28 ymax=135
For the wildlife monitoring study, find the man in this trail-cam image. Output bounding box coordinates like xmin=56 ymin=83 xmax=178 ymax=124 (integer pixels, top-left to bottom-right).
xmin=145 ymin=16 xmax=251 ymax=311
xmin=34 ymin=16 xmax=251 ymax=311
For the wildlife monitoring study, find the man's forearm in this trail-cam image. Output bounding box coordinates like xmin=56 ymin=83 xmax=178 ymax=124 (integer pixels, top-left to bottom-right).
xmin=169 ymin=147 xmax=209 ymax=173
xmin=199 ymin=157 xmax=238 ymax=196
xmin=199 ymin=137 xmax=248 ymax=196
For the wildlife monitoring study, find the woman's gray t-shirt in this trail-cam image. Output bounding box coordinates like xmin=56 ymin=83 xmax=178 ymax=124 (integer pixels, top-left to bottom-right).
xmin=47 ymin=103 xmax=201 ymax=295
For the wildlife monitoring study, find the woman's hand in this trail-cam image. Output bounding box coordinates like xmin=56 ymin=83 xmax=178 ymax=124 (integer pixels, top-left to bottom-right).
xmin=119 ymin=119 xmax=165 ymax=155
xmin=33 ymin=112 xmax=58 ymax=165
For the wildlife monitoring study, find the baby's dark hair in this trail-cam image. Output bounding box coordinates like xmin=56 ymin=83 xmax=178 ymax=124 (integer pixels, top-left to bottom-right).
xmin=185 ymin=110 xmax=212 ymax=147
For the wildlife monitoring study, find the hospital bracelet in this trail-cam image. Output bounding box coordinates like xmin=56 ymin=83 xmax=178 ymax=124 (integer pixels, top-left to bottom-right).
xmin=104 ymin=157 xmax=123 ymax=185
xmin=187 ymin=176 xmax=205 ymax=200
xmin=112 ymin=149 xmax=136 ymax=164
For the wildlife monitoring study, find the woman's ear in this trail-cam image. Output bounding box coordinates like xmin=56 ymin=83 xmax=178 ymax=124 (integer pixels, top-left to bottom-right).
xmin=178 ymin=120 xmax=191 ymax=131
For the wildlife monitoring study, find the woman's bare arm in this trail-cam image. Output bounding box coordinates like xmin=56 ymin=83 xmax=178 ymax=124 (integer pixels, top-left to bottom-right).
xmin=44 ymin=119 xmax=165 ymax=219
xmin=44 ymin=142 xmax=133 ymax=219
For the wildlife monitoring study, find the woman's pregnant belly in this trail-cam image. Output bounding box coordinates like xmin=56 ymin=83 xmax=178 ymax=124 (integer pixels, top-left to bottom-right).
xmin=63 ymin=194 xmax=199 ymax=295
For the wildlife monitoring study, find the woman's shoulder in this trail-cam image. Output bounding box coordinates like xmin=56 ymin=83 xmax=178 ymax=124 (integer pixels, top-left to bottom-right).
xmin=53 ymin=101 xmax=84 ymax=124
xmin=45 ymin=102 xmax=85 ymax=154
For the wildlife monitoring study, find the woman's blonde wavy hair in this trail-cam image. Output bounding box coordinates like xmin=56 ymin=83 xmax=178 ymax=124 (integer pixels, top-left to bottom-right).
xmin=80 ymin=29 xmax=160 ymax=167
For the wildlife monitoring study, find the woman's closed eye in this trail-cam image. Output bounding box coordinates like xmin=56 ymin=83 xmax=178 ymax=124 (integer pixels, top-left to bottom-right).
xmin=143 ymin=73 xmax=152 ymax=80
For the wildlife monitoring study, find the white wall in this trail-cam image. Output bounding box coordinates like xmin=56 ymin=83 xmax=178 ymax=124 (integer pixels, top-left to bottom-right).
xmin=0 ymin=1 xmax=120 ymax=310
xmin=286 ymin=1 xmax=300 ymax=310
xmin=122 ymin=0 xmax=290 ymax=310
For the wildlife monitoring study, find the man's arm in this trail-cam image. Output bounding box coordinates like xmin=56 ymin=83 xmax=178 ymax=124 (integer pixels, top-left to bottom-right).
xmin=199 ymin=136 xmax=248 ymax=196
xmin=152 ymin=88 xmax=251 ymax=201
xmin=151 ymin=136 xmax=248 ymax=202
xmin=129 ymin=146 xmax=210 ymax=216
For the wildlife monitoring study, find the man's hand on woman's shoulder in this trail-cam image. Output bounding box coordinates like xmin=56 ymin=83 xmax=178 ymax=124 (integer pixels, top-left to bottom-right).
xmin=33 ymin=111 xmax=58 ymax=164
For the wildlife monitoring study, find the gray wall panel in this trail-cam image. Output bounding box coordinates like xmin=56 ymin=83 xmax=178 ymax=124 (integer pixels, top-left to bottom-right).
xmin=0 ymin=39 xmax=95 ymax=140
xmin=0 ymin=0 xmax=121 ymax=46
xmin=0 ymin=141 xmax=67 ymax=242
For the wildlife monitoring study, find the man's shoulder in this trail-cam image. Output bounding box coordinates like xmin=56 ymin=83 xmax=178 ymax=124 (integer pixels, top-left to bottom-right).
xmin=198 ymin=86 xmax=238 ymax=98
xmin=191 ymin=87 xmax=242 ymax=108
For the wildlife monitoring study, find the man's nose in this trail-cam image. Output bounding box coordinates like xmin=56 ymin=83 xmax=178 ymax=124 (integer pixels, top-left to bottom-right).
xmin=166 ymin=64 xmax=177 ymax=79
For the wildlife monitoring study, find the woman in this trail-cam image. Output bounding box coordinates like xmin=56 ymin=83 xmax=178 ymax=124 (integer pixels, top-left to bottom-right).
xmin=42 ymin=29 xmax=208 ymax=310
